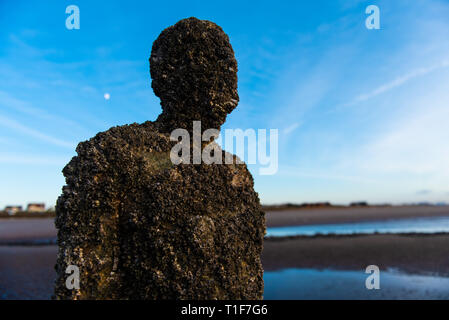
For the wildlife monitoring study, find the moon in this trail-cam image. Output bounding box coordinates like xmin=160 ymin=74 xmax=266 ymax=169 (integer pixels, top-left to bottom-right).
xmin=104 ymin=93 xmax=110 ymax=100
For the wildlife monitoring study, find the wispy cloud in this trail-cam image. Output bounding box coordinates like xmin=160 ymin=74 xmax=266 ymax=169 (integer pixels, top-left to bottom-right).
xmin=0 ymin=153 xmax=68 ymax=165
xmin=277 ymin=166 xmax=379 ymax=184
xmin=416 ymin=189 xmax=432 ymax=195
xmin=282 ymin=122 xmax=301 ymax=135
xmin=335 ymin=88 xmax=449 ymax=199
xmin=0 ymin=115 xmax=75 ymax=148
xmin=8 ymin=34 xmax=59 ymax=58
xmin=346 ymin=59 xmax=449 ymax=107
xmin=0 ymin=90 xmax=89 ymax=133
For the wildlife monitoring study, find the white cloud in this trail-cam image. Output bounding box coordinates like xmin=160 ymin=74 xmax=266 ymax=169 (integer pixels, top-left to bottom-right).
xmin=0 ymin=115 xmax=75 ymax=149
xmin=337 ymin=88 xmax=449 ymax=201
xmin=0 ymin=90 xmax=89 ymax=133
xmin=361 ymin=105 xmax=449 ymax=176
xmin=349 ymin=60 xmax=449 ymax=106
xmin=276 ymin=165 xmax=379 ymax=184
xmin=0 ymin=153 xmax=68 ymax=165
xmin=283 ymin=122 xmax=300 ymax=135
xmin=333 ymin=59 xmax=449 ymax=111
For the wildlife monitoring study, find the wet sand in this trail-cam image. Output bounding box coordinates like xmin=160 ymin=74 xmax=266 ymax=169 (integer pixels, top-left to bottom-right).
xmin=266 ymin=206 xmax=449 ymax=227
xmin=0 ymin=245 xmax=57 ymax=299
xmin=0 ymin=218 xmax=56 ymax=244
xmin=3 ymin=234 xmax=449 ymax=299
xmin=1 ymin=207 xmax=449 ymax=299
xmin=262 ymin=233 xmax=449 ymax=276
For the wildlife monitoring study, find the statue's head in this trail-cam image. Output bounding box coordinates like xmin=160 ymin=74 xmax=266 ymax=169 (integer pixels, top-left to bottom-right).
xmin=150 ymin=17 xmax=239 ymax=132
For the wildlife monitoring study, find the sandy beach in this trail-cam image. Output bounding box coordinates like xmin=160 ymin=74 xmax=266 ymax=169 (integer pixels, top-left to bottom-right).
xmin=1 ymin=206 xmax=449 ymax=299
xmin=0 ymin=245 xmax=57 ymax=299
xmin=262 ymin=233 xmax=449 ymax=275
xmin=262 ymin=206 xmax=449 ymax=276
xmin=0 ymin=218 xmax=56 ymax=244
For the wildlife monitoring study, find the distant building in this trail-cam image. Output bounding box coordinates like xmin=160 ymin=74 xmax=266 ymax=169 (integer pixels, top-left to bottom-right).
xmin=4 ymin=205 xmax=23 ymax=215
xmin=350 ymin=201 xmax=368 ymax=207
xmin=27 ymin=203 xmax=45 ymax=212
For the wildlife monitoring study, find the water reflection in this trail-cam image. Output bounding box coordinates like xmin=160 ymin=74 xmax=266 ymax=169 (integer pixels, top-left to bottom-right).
xmin=264 ymin=268 xmax=449 ymax=299
xmin=266 ymin=217 xmax=449 ymax=237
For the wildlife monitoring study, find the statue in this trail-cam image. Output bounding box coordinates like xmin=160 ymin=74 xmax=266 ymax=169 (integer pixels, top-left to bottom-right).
xmin=54 ymin=17 xmax=265 ymax=300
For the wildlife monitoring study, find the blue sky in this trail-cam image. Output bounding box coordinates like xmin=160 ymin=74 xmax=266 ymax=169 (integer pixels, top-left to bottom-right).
xmin=1 ymin=0 xmax=449 ymax=208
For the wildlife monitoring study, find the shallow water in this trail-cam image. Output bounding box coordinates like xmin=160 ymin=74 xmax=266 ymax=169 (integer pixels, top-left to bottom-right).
xmin=264 ymin=268 xmax=449 ymax=299
xmin=1 ymin=245 xmax=448 ymax=300
xmin=266 ymin=216 xmax=449 ymax=237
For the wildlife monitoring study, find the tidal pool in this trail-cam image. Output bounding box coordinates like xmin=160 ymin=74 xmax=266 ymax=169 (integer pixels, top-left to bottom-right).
xmin=264 ymin=268 xmax=449 ymax=300
xmin=266 ymin=216 xmax=449 ymax=237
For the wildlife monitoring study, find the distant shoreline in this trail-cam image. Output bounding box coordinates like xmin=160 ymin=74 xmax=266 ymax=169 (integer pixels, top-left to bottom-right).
xmin=261 ymin=203 xmax=448 ymax=211
xmin=0 ymin=212 xmax=55 ymax=219
xmin=2 ymin=204 xmax=448 ymax=220
xmin=2 ymin=206 xmax=449 ymax=243
xmin=265 ymin=205 xmax=449 ymax=227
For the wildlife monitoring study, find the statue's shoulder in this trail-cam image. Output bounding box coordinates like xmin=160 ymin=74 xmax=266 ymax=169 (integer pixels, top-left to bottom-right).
xmin=62 ymin=121 xmax=172 ymax=177
xmin=80 ymin=121 xmax=172 ymax=153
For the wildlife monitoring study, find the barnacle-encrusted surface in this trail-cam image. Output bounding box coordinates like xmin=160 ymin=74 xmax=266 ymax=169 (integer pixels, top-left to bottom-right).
xmin=151 ymin=17 xmax=239 ymax=133
xmin=54 ymin=17 xmax=265 ymax=300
